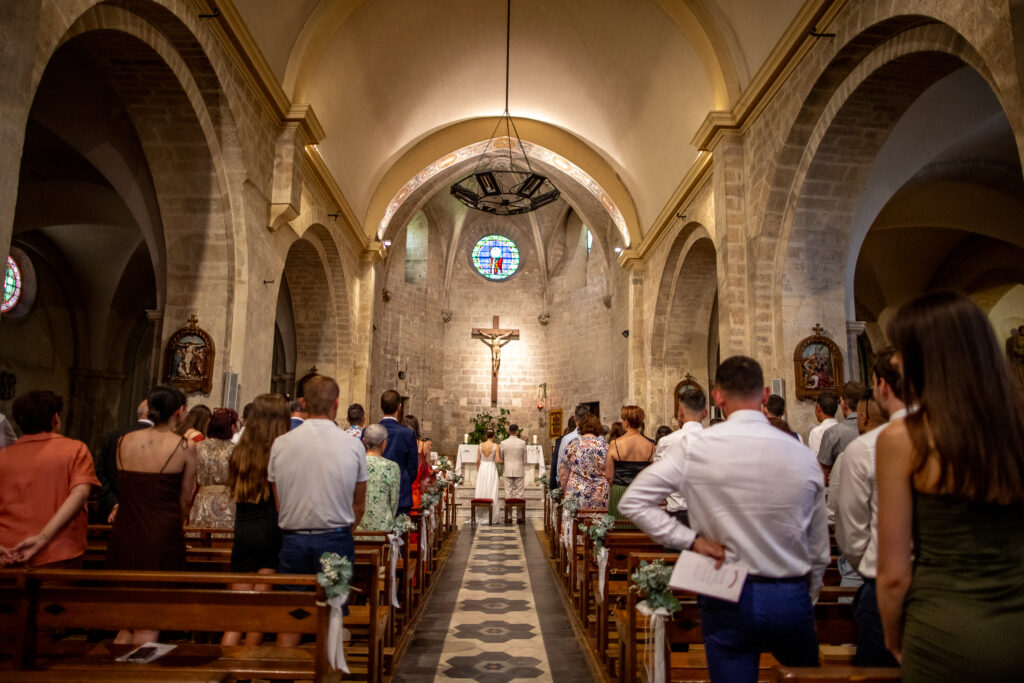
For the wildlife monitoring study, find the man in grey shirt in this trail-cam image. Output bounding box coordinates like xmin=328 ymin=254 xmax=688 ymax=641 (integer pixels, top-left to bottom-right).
xmin=817 ymin=381 xmax=867 ymax=482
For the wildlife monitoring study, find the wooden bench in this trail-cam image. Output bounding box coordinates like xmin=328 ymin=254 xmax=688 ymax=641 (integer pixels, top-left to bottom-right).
xmin=8 ymin=569 xmax=331 ymax=681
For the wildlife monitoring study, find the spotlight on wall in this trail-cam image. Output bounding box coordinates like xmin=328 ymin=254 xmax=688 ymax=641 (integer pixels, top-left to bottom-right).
xmin=398 ymin=370 xmax=406 ymax=380
xmin=383 ymin=240 xmax=392 ymax=247
xmin=622 ymin=330 xmax=629 ymax=338
xmin=614 ymin=246 xmax=623 ymax=253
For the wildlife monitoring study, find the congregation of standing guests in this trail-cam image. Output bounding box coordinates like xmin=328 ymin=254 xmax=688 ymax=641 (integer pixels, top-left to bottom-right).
xmin=2 ymin=289 xmax=1023 ymax=680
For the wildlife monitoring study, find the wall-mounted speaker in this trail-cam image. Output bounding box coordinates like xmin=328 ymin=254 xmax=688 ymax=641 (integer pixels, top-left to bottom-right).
xmin=222 ymin=371 xmax=239 ymax=411
xmin=770 ymin=377 xmax=786 ymax=397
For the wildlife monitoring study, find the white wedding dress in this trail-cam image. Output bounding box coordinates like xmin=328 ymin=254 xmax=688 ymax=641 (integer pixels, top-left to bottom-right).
xmin=474 ymin=444 xmax=500 ymax=525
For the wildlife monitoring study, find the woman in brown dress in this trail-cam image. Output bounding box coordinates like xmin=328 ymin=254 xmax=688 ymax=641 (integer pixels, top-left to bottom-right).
xmin=108 ymin=385 xmax=197 ymax=644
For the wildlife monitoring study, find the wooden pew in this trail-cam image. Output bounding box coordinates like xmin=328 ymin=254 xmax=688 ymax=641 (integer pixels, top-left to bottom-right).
xmin=13 ymin=569 xmax=330 ymax=681
xmin=77 ymin=528 xmax=394 ymax=681
xmin=593 ymin=532 xmax=667 ymax=676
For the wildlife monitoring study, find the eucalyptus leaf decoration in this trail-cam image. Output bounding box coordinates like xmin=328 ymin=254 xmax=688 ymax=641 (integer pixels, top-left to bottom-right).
xmin=580 ymin=513 xmax=616 ymax=556
xmin=630 ymin=559 xmax=681 ymax=615
xmin=421 ymin=487 xmax=442 ymax=510
xmin=452 ymin=472 xmax=464 ymax=484
xmin=388 ymin=514 xmax=417 ymax=535
xmin=548 ymin=487 xmax=563 ymax=503
xmin=317 ymin=552 xmax=353 ymax=601
xmin=561 ymin=493 xmax=581 ymax=517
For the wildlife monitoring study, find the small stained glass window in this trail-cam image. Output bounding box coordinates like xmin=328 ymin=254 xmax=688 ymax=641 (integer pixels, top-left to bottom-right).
xmin=471 ymin=235 xmax=520 ymax=280
xmin=2 ymin=255 xmax=21 ymax=314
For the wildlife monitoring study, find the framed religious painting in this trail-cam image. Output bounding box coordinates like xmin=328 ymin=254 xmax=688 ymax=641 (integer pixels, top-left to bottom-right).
xmin=548 ymin=408 xmax=563 ymax=439
xmin=673 ymin=373 xmax=705 ymax=418
xmin=162 ymin=314 xmax=215 ymax=394
xmin=793 ymin=324 xmax=843 ymax=400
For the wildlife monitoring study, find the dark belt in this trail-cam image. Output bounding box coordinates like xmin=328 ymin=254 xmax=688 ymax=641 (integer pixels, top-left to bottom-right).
xmin=284 ymin=526 xmax=350 ymax=535
xmin=746 ymin=574 xmax=810 ymax=584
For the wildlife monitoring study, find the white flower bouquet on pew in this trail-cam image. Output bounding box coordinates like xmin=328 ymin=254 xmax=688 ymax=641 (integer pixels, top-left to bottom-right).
xmin=630 ymin=559 xmax=680 ymax=683
xmin=317 ymin=552 xmax=353 ymax=673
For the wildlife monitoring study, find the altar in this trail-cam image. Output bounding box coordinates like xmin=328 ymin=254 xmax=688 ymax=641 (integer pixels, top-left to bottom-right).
xmin=454 ymin=444 xmax=546 ymax=485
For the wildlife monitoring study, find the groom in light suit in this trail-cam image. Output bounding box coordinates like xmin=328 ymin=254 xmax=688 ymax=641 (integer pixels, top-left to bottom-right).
xmin=500 ymin=424 xmax=527 ymax=498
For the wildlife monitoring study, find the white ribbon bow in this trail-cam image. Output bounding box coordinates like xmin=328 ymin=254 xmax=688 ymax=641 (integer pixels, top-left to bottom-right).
xmin=596 ymin=546 xmax=609 ymax=604
xmin=420 ymin=510 xmax=430 ymax=568
xmin=561 ymin=509 xmax=572 ymax=549
xmin=636 ymin=601 xmax=669 ymax=683
xmin=387 ymin=532 xmax=403 ymax=608
xmin=325 ymin=591 xmax=350 ymax=673
xmin=550 ymin=500 xmax=557 ymax=530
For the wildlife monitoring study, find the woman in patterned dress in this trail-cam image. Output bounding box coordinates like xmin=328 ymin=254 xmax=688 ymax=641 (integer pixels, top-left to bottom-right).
xmin=187 ymin=408 xmax=237 ymax=528
xmin=559 ymin=413 xmax=609 ymax=509
xmin=357 ymin=424 xmax=401 ymax=534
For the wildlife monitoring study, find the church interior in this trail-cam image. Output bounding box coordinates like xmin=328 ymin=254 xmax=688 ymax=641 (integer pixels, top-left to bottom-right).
xmin=1 ymin=0 xmax=1023 ymax=680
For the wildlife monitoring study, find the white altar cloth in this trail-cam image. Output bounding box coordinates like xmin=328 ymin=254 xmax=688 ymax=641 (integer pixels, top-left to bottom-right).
xmin=455 ymin=444 xmax=545 ymax=470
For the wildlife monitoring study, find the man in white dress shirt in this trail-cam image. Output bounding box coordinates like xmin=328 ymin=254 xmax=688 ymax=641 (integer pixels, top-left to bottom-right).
xmin=619 ymin=356 xmax=829 ymax=681
xmin=806 ymin=391 xmax=839 ymax=455
xmin=835 ymin=349 xmax=906 ymax=667
xmin=652 ymin=387 xmax=707 ymax=527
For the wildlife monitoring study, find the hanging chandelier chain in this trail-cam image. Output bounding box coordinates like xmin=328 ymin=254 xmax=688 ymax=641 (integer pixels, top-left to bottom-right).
xmin=449 ymin=0 xmax=558 ymax=215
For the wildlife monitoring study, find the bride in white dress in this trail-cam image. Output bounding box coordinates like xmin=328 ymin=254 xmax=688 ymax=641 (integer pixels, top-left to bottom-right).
xmin=474 ymin=430 xmax=502 ymax=524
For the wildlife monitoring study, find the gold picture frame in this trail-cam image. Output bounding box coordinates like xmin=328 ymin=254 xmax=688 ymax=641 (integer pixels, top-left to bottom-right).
xmin=163 ymin=314 xmax=215 ymax=395
xmin=548 ymin=408 xmax=564 ymax=439
xmin=793 ymin=324 xmax=843 ymax=400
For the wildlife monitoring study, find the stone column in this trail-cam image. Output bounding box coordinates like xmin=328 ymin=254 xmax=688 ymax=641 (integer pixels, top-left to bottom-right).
xmin=846 ymin=320 xmax=866 ymax=384
xmin=68 ymin=368 xmax=126 ymax=453
xmin=710 ymin=134 xmax=754 ymax=357
xmin=146 ymin=308 xmax=164 ymax=387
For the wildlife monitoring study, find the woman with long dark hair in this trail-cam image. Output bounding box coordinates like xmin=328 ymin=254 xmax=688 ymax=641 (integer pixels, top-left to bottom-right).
xmin=222 ymin=393 xmax=290 ymax=646
xmin=876 ymin=291 xmax=1024 ymax=680
xmin=405 ymin=414 xmax=434 ymax=508
xmin=108 ymin=384 xmax=198 ymax=644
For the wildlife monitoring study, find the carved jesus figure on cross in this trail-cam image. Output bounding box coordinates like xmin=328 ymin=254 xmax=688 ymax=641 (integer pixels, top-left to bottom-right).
xmin=472 ymin=316 xmax=520 ymax=404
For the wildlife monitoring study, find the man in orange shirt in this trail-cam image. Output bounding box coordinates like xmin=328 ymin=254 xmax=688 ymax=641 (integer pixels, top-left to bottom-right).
xmin=0 ymin=390 xmax=99 ymax=567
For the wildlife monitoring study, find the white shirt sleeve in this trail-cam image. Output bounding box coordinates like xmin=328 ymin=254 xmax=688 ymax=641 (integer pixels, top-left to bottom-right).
xmin=835 ymin=439 xmax=873 ymax=572
xmin=617 ymin=445 xmax=697 ymax=550
xmin=808 ymin=480 xmax=830 ymax=603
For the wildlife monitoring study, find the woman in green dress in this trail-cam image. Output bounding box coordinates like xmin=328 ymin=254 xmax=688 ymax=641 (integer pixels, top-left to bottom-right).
xmin=877 ymin=291 xmax=1024 ymax=681
xmin=357 ymin=423 xmax=400 ymax=534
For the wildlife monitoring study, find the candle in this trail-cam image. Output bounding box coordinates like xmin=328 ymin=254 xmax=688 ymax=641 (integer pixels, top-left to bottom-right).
xmin=533 ymin=434 xmax=538 ymax=444
xmin=464 ymin=433 xmax=469 ymax=443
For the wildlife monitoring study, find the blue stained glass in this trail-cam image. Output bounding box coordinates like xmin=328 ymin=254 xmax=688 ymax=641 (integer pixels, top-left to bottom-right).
xmin=472 ymin=235 xmax=520 ymax=280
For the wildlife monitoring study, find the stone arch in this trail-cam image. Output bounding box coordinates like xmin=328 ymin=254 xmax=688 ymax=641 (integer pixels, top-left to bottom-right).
xmin=280 ymin=235 xmax=339 ymax=389
xmin=3 ymin=0 xmax=254 ymax=443
xmin=46 ymin=1 xmax=251 ymax=399
xmin=754 ymin=3 xmax=1024 ymax=434
xmin=765 ymin=16 xmax=1012 ymax=365
xmin=649 ymin=222 xmax=717 ymax=425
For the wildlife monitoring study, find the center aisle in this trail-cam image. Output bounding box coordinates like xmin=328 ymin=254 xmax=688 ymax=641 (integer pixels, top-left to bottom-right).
xmin=394 ymin=521 xmax=592 ymax=682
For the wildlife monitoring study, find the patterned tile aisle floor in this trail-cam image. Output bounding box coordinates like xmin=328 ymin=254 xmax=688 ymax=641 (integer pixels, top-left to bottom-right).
xmin=394 ymin=521 xmax=592 ymax=682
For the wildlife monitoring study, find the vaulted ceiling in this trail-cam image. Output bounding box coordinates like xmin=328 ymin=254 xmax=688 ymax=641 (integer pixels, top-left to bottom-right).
xmin=231 ymin=0 xmax=806 ymax=239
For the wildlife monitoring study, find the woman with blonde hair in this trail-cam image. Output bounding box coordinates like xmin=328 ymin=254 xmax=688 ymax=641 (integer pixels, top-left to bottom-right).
xmin=877 ymin=291 xmax=1024 ymax=680
xmin=222 ymin=394 xmax=290 ymax=647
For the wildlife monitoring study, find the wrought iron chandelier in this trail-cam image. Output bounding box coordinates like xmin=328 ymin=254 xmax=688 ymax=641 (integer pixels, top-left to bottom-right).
xmin=450 ymin=0 xmax=560 ymax=215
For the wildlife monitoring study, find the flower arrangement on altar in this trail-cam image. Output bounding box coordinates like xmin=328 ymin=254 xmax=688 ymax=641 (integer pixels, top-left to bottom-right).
xmin=629 ymin=559 xmax=681 ymax=614
xmin=581 ymin=513 xmax=616 ymax=557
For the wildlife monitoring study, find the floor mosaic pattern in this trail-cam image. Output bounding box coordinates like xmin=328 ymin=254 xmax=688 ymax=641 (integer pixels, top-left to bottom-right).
xmin=394 ymin=522 xmax=591 ymax=682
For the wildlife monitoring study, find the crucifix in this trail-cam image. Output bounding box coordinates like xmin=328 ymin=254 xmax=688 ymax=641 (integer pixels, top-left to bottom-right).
xmin=472 ymin=315 xmax=520 ymax=405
